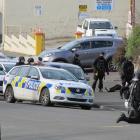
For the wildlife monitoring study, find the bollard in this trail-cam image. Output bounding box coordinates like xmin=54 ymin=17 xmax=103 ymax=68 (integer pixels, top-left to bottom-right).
xmin=34 ymin=31 xmax=45 ymax=55
xmin=75 ymin=31 xmax=83 ymax=39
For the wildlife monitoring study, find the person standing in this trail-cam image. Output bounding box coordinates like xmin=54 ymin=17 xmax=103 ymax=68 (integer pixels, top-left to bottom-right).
xmin=73 ymin=53 xmax=85 ymax=72
xmin=92 ymin=53 xmax=109 ymax=92
xmin=120 ymin=57 xmax=134 ymax=98
xmin=27 ymin=57 xmax=34 ymax=65
xmin=15 ymin=56 xmax=25 ymax=66
xmin=121 ymin=57 xmax=134 ymax=86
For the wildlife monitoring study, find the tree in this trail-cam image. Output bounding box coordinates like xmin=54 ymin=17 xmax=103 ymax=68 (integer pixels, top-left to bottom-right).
xmin=126 ymin=25 xmax=140 ymax=58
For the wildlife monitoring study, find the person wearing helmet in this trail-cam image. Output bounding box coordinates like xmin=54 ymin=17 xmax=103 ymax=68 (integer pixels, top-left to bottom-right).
xmin=92 ymin=52 xmax=109 ymax=92
xmin=15 ymin=56 xmax=25 ymax=66
xmin=117 ymin=70 xmax=140 ymax=123
xmin=27 ymin=57 xmax=34 ymax=65
xmin=73 ymin=53 xmax=85 ymax=72
xmin=34 ymin=57 xmax=43 ymax=65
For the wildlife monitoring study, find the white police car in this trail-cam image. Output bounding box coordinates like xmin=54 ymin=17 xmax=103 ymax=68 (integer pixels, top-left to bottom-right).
xmin=3 ymin=65 xmax=94 ymax=109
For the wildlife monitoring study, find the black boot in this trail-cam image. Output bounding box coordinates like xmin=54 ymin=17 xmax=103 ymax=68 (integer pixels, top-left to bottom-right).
xmin=116 ymin=113 xmax=127 ymax=123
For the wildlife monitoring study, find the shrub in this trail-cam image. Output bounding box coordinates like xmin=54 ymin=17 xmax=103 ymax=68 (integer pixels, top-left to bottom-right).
xmin=126 ymin=25 xmax=140 ymax=58
xmin=113 ymin=39 xmax=126 ymax=65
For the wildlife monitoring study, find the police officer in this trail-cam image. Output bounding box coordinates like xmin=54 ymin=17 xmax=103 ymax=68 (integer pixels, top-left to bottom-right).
xmin=121 ymin=57 xmax=134 ymax=86
xmin=120 ymin=57 xmax=134 ymax=98
xmin=92 ymin=52 xmax=109 ymax=92
xmin=116 ymin=71 xmax=140 ymax=123
xmin=73 ymin=53 xmax=85 ymax=72
xmin=27 ymin=57 xmax=34 ymax=65
xmin=15 ymin=56 xmax=25 ymax=66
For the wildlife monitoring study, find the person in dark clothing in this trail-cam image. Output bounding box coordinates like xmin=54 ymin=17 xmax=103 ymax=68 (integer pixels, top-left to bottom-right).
xmin=105 ymin=84 xmax=122 ymax=92
xmin=92 ymin=53 xmax=109 ymax=92
xmin=15 ymin=56 xmax=25 ymax=66
xmin=73 ymin=53 xmax=85 ymax=72
xmin=120 ymin=57 xmax=134 ymax=86
xmin=116 ymin=71 xmax=140 ymax=123
xmin=120 ymin=57 xmax=134 ymax=98
xmin=27 ymin=57 xmax=34 ymax=65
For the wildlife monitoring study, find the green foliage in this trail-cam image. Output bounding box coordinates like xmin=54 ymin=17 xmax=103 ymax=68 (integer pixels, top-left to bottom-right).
xmin=113 ymin=40 xmax=126 ymax=65
xmin=126 ymin=26 xmax=140 ymax=58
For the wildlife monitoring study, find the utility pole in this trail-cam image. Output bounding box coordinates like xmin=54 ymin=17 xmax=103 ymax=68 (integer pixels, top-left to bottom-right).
xmin=131 ymin=0 xmax=135 ymax=26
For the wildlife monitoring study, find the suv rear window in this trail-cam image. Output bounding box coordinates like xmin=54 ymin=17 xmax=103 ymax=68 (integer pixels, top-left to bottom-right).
xmin=91 ymin=41 xmax=113 ymax=48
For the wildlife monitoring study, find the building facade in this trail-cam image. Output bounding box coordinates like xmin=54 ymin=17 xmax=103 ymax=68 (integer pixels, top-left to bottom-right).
xmin=0 ymin=0 xmax=130 ymax=39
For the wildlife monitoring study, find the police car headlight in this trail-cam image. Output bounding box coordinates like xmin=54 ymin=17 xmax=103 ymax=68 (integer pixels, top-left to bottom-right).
xmin=45 ymin=53 xmax=54 ymax=57
xmin=88 ymin=88 xmax=94 ymax=96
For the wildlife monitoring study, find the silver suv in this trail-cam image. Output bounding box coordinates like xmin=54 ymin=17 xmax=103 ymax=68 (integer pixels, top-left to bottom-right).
xmin=39 ymin=36 xmax=123 ymax=69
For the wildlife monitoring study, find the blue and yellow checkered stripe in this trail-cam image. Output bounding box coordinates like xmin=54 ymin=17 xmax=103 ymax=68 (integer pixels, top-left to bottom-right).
xmin=12 ymin=76 xmax=27 ymax=88
xmin=55 ymin=88 xmax=93 ymax=96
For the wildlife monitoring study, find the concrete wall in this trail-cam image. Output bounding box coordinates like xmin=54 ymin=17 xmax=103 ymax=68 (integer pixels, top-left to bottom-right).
xmin=3 ymin=0 xmax=130 ymax=38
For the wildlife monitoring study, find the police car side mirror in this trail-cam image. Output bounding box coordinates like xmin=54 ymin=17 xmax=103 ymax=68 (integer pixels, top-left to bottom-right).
xmin=30 ymin=75 xmax=39 ymax=80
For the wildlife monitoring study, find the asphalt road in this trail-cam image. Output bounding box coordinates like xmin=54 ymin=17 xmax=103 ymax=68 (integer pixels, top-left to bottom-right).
xmin=0 ymin=72 xmax=140 ymax=140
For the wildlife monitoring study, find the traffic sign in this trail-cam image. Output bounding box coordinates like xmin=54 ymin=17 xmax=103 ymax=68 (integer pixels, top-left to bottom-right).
xmin=79 ymin=5 xmax=87 ymax=12
xmin=96 ymin=0 xmax=113 ymax=11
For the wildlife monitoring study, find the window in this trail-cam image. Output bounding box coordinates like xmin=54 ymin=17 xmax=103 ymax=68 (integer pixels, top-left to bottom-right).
xmin=89 ymin=21 xmax=113 ymax=29
xmin=28 ymin=67 xmax=39 ymax=78
xmin=40 ymin=68 xmax=78 ymax=82
xmin=91 ymin=41 xmax=113 ymax=48
xmin=83 ymin=21 xmax=88 ymax=29
xmin=17 ymin=66 xmax=30 ymax=77
xmin=10 ymin=67 xmax=21 ymax=76
xmin=80 ymin=41 xmax=91 ymax=50
xmin=0 ymin=65 xmax=3 ymax=70
xmin=0 ymin=70 xmax=5 ymax=75
xmin=3 ymin=64 xmax=15 ymax=72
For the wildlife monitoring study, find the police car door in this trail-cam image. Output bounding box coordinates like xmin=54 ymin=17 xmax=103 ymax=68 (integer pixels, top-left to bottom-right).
xmin=14 ymin=66 xmax=30 ymax=100
xmin=25 ymin=67 xmax=40 ymax=100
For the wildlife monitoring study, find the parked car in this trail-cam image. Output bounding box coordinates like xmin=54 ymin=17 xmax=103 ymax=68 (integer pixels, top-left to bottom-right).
xmin=0 ymin=68 xmax=6 ymax=93
xmin=43 ymin=62 xmax=89 ymax=84
xmin=77 ymin=18 xmax=118 ymax=37
xmin=39 ymin=36 xmax=123 ymax=70
xmin=0 ymin=61 xmax=16 ymax=73
xmin=0 ymin=52 xmax=9 ymax=59
xmin=3 ymin=65 xmax=94 ymax=109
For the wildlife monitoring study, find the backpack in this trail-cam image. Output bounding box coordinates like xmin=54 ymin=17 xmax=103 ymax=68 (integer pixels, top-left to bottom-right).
xmin=132 ymin=81 xmax=140 ymax=102
xmin=131 ymin=81 xmax=140 ymax=110
xmin=96 ymin=58 xmax=106 ymax=72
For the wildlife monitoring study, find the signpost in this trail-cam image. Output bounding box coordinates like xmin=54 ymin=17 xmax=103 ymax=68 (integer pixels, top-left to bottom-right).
xmin=78 ymin=4 xmax=89 ymax=20
xmin=96 ymin=0 xmax=113 ymax=11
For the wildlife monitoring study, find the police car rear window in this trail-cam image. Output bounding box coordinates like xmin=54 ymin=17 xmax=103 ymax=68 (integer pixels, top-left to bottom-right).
xmin=9 ymin=67 xmax=21 ymax=75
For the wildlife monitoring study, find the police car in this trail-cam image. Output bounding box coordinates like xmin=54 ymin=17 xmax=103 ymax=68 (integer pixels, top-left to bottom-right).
xmin=3 ymin=65 xmax=94 ymax=109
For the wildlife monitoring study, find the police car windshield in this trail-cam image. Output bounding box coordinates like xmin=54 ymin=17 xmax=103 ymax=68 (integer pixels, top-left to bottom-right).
xmin=40 ymin=68 xmax=78 ymax=82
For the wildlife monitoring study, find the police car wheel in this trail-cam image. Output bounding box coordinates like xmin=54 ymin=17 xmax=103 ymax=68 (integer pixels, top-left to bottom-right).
xmin=40 ymin=88 xmax=51 ymax=106
xmin=5 ymin=86 xmax=16 ymax=103
xmin=80 ymin=105 xmax=92 ymax=110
